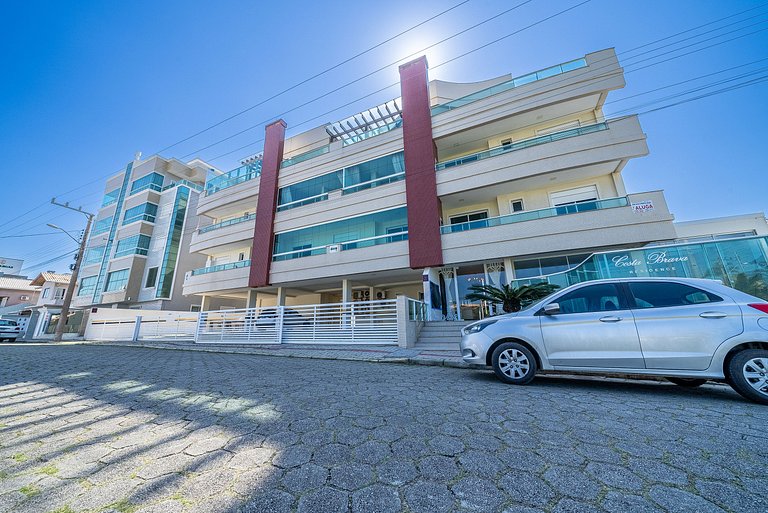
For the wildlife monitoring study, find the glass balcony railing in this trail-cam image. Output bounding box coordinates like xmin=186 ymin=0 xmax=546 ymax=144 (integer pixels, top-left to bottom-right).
xmin=436 ymin=122 xmax=608 ymax=171
xmin=281 ymin=145 xmax=330 ymax=168
xmin=162 ymin=179 xmax=204 ymax=192
xmin=198 ymin=213 xmax=256 ymax=234
xmin=272 ymin=232 xmax=408 ymax=262
xmin=205 ymin=162 xmax=262 ymax=196
xmin=191 ymin=259 xmax=251 ymax=276
xmin=441 ymin=197 xmax=629 ymax=234
xmin=431 ymin=57 xmax=587 ymax=116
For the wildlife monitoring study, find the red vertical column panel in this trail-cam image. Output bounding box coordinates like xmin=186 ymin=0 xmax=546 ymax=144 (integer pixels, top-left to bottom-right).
xmin=249 ymin=119 xmax=287 ymax=288
xmin=398 ymin=56 xmax=444 ymax=269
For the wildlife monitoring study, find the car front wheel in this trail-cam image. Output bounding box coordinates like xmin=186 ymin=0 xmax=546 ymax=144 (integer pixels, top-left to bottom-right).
xmin=727 ymin=349 xmax=768 ymax=405
xmin=491 ymin=342 xmax=537 ymax=385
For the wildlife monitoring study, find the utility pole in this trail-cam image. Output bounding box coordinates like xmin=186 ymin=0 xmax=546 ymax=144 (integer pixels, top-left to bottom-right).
xmin=50 ymin=198 xmax=95 ymax=342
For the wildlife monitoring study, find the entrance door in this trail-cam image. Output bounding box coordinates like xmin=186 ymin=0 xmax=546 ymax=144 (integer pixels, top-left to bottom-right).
xmin=540 ymin=283 xmax=644 ymax=368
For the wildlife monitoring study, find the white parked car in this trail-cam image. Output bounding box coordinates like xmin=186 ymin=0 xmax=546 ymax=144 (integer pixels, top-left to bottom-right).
xmin=460 ymin=278 xmax=768 ymax=404
xmin=0 ymin=319 xmax=22 ymax=342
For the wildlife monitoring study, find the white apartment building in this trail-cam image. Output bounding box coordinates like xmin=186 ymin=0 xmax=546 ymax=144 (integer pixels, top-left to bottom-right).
xmin=180 ymin=48 xmax=717 ymax=321
xmin=73 ymin=155 xmax=216 ymax=311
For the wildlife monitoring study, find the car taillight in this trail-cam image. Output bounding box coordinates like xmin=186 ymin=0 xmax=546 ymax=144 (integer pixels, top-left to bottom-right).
xmin=748 ymin=303 xmax=768 ymax=314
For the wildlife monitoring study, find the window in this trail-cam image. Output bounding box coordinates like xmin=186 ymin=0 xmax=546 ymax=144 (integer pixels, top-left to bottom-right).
xmin=292 ymin=244 xmax=312 ymax=259
xmin=78 ymin=276 xmax=98 ymax=296
xmin=122 ymin=203 xmax=158 ymax=225
xmin=555 ymin=284 xmax=623 ymax=314
xmin=42 ymin=288 xmax=50 ymax=299
xmin=130 ymin=173 xmax=164 ymax=195
xmin=114 ymin=234 xmax=151 ymax=258
xmin=190 ymin=305 xmax=201 ymax=312
xmin=387 ymin=225 xmax=408 ymax=242
xmin=144 ymin=267 xmax=159 ymax=288
xmin=628 ymin=282 xmax=722 ymax=309
xmin=278 ymin=171 xmax=343 ymax=211
xmin=500 ymin=138 xmax=513 ymax=148
xmin=102 ymin=189 xmax=120 ymax=207
xmin=511 ymin=200 xmax=524 ymax=213
xmin=513 ymin=253 xmax=589 ymax=279
xmin=450 ymin=210 xmax=489 ymax=225
xmin=54 ymin=289 xmax=65 ymax=300
xmin=83 ymin=246 xmax=106 ymax=265
xmin=92 ymin=216 xmax=113 ymax=235
xmin=104 ymin=269 xmax=130 ymax=292
xmin=550 ymin=185 xmax=598 ymax=207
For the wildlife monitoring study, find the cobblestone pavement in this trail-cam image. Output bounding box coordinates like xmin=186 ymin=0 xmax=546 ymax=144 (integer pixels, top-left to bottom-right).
xmin=1 ymin=345 xmax=766 ymax=513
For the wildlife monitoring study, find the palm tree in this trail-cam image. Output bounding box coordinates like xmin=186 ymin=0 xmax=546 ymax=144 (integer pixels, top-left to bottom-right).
xmin=466 ymin=282 xmax=560 ymax=313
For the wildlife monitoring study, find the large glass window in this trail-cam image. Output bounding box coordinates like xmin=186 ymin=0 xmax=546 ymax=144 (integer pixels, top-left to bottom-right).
xmin=628 ymin=282 xmax=722 ymax=309
xmin=83 ymin=246 xmax=106 ymax=266
xmin=102 ymin=189 xmax=120 ymax=207
xmin=104 ymin=269 xmax=130 ymax=292
xmin=145 ymin=267 xmax=158 ymax=288
xmin=92 ymin=216 xmax=113 ymax=235
xmin=156 ymin=186 xmax=189 ymax=298
xmin=276 ymin=152 xmax=405 ymax=211
xmin=273 ymin=207 xmax=408 ymax=260
xmin=555 ymin=284 xmax=623 ymax=314
xmin=278 ymin=171 xmax=343 ymax=211
xmin=77 ymin=276 xmax=98 ymax=296
xmin=130 ymin=173 xmax=164 ymax=195
xmin=514 ymin=254 xmax=589 ymax=279
xmin=114 ymin=234 xmax=151 ymax=258
xmin=122 ymin=203 xmax=158 ymax=225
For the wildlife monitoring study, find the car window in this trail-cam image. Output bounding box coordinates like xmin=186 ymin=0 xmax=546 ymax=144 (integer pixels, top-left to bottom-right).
xmin=554 ymin=284 xmax=623 ymax=314
xmin=628 ymin=282 xmax=722 ymax=309
xmin=0 ymin=320 xmax=15 ymax=326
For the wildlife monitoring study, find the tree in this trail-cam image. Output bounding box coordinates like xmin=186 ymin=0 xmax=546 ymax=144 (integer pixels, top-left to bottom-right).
xmin=466 ymin=282 xmax=560 ymax=313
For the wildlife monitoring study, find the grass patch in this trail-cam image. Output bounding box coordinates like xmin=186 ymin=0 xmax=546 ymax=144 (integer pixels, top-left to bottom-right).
xmin=48 ymin=507 xmax=75 ymax=513
xmin=19 ymin=485 xmax=40 ymax=497
xmin=105 ymin=500 xmax=137 ymax=513
xmin=12 ymin=453 xmax=28 ymax=463
xmin=39 ymin=465 xmax=59 ymax=476
xmin=170 ymin=493 xmax=193 ymax=506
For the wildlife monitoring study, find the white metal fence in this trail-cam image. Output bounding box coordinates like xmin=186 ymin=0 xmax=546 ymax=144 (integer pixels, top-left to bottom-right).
xmin=86 ymin=310 xmax=198 ymax=341
xmin=196 ymin=300 xmax=399 ymax=345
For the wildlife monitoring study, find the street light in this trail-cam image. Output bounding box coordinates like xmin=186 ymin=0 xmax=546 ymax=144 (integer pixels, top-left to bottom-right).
xmin=46 ymin=224 xmax=81 ymax=244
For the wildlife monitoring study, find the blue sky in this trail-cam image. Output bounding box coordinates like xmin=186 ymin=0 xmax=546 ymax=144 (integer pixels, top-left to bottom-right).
xmin=1 ymin=0 xmax=766 ymax=275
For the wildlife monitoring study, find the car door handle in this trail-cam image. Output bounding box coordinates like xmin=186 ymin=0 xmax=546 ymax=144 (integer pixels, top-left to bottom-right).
xmin=599 ymin=316 xmax=622 ymax=323
xmin=699 ymin=311 xmax=727 ymax=319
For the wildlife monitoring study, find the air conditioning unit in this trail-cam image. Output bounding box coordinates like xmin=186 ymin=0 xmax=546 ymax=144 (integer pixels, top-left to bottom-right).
xmin=327 ymin=244 xmax=342 ymax=253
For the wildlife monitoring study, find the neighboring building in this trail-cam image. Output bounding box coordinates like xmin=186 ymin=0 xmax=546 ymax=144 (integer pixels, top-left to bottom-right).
xmin=0 ymin=276 xmax=39 ymax=309
xmin=72 ymin=155 xmax=215 ymax=311
xmin=30 ymin=272 xmax=71 ymax=307
xmin=182 ymin=47 xmax=690 ymax=320
xmin=673 ymin=213 xmax=768 ymax=242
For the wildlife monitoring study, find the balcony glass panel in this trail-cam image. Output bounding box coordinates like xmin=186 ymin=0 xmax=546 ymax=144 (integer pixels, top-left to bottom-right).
xmin=161 ymin=179 xmax=203 ymax=192
xmin=104 ymin=269 xmax=130 ymax=292
xmin=342 ymin=120 xmax=402 ymax=146
xmin=441 ymin=197 xmax=629 ymax=234
xmin=278 ymin=171 xmax=342 ymax=212
xmin=436 ymin=122 xmax=608 ymax=171
xmin=102 ymin=189 xmax=120 ymax=207
xmin=122 ymin=203 xmax=158 ymax=225
xmin=191 ymin=259 xmax=251 ymax=276
xmin=92 ymin=216 xmax=113 ymax=235
xmin=130 ymin=172 xmax=164 ymax=195
xmin=273 ymin=207 xmax=408 ymax=261
xmin=114 ymin=234 xmax=151 ymax=258
xmin=205 ymin=161 xmax=262 ymax=195
xmin=281 ymin=145 xmax=330 ymax=168
xmin=431 ymin=57 xmax=587 ymax=115
xmin=199 ymin=213 xmax=256 ymax=234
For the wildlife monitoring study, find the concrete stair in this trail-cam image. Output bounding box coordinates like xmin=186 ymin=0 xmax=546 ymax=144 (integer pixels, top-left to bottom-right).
xmin=415 ymin=321 xmax=471 ymax=351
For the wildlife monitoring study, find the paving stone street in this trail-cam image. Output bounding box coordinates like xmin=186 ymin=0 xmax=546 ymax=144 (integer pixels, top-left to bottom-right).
xmin=0 ymin=345 xmax=766 ymax=513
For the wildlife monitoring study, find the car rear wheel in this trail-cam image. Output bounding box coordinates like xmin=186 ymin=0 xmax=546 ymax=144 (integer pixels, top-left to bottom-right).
xmin=666 ymin=377 xmax=708 ymax=387
xmin=491 ymin=342 xmax=537 ymax=385
xmin=727 ymin=349 xmax=768 ymax=405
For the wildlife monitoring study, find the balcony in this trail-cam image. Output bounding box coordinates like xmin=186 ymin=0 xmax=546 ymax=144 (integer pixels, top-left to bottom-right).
xmin=436 ymin=122 xmax=608 ymax=171
xmin=431 ymin=58 xmax=587 ymax=116
xmin=442 ymin=197 xmax=629 ymax=234
xmin=436 ymin=116 xmax=648 ymax=198
xmin=198 ymin=168 xmax=261 ymax=216
xmin=281 ymin=145 xmax=330 ymax=168
xmin=205 ymin=163 xmax=262 ymax=196
xmin=183 ymin=260 xmax=251 ymax=296
xmin=272 ymin=232 xmax=408 ymax=262
xmin=441 ymin=191 xmax=676 ymax=264
xmin=190 ymin=215 xmax=255 ymax=254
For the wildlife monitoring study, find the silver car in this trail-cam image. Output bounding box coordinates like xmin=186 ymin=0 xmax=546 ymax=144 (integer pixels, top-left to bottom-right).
xmin=460 ymin=278 xmax=768 ymax=404
xmin=0 ymin=319 xmax=22 ymax=342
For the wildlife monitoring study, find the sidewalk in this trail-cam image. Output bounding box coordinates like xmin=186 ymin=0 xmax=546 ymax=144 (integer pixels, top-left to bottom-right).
xmin=71 ymin=339 xmax=474 ymax=368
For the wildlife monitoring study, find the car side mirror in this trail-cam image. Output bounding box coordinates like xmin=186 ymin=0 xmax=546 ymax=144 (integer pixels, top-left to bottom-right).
xmin=543 ymin=303 xmax=560 ymax=315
